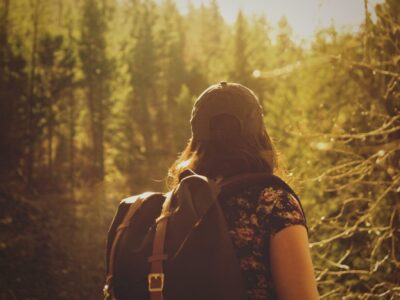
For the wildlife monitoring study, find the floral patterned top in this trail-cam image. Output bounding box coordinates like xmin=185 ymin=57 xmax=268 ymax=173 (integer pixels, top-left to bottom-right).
xmin=219 ymin=184 xmax=308 ymax=300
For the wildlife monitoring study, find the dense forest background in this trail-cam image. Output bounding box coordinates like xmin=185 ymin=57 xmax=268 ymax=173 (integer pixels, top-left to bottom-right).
xmin=0 ymin=0 xmax=399 ymax=299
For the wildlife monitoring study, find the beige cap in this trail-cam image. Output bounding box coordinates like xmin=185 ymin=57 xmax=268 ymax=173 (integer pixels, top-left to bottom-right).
xmin=190 ymin=82 xmax=264 ymax=141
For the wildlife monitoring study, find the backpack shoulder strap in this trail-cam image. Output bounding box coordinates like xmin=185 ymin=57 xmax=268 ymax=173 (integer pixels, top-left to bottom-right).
xmin=104 ymin=192 xmax=162 ymax=300
xmin=147 ymin=175 xmax=218 ymax=300
xmin=148 ymin=191 xmax=174 ymax=300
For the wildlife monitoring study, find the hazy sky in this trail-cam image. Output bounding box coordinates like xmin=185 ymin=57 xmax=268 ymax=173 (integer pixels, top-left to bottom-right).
xmin=175 ymin=0 xmax=384 ymax=40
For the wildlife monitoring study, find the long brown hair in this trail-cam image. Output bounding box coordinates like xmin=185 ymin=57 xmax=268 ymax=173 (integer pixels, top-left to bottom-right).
xmin=168 ymin=114 xmax=279 ymax=188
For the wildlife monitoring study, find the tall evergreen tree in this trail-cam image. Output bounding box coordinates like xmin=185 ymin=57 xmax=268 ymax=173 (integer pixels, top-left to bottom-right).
xmin=182 ymin=1 xmax=208 ymax=94
xmin=230 ymin=10 xmax=251 ymax=84
xmin=122 ymin=0 xmax=159 ymax=189
xmin=0 ymin=0 xmax=27 ymax=180
xmin=156 ymin=0 xmax=186 ymax=152
xmin=37 ymin=33 xmax=75 ymax=186
xmin=79 ymin=0 xmax=112 ymax=182
xmin=201 ymin=0 xmax=226 ymax=82
xmin=275 ymin=16 xmax=298 ymax=66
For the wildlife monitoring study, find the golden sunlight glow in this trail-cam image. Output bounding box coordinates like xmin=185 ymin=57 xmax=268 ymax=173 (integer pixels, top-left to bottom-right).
xmin=176 ymin=159 xmax=191 ymax=169
xmin=175 ymin=0 xmax=384 ymax=40
xmin=252 ymin=69 xmax=261 ymax=78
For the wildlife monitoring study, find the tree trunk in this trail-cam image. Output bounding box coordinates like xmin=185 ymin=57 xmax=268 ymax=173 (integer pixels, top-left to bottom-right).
xmin=87 ymin=81 xmax=105 ymax=182
xmin=47 ymin=92 xmax=53 ymax=181
xmin=68 ymin=89 xmax=75 ymax=199
xmin=27 ymin=0 xmax=41 ymax=186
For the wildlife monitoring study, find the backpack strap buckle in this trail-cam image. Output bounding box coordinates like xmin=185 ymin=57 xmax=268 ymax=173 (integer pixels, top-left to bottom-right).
xmin=103 ymin=284 xmax=110 ymax=298
xmin=148 ymin=273 xmax=164 ymax=292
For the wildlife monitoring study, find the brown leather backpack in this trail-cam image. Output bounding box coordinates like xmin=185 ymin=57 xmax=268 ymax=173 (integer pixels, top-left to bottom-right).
xmin=104 ymin=171 xmax=305 ymax=300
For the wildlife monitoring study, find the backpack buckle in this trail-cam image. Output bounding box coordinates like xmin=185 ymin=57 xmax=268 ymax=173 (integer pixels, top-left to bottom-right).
xmin=103 ymin=284 xmax=111 ymax=299
xmin=148 ymin=273 xmax=164 ymax=292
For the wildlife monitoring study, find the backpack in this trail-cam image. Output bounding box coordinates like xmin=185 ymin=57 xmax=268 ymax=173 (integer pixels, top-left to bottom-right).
xmin=104 ymin=171 xmax=306 ymax=300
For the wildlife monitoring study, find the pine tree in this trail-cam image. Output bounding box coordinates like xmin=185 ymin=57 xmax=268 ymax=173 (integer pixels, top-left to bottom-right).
xmin=201 ymin=0 xmax=226 ymax=82
xmin=79 ymin=0 xmax=112 ymax=182
xmin=156 ymin=0 xmax=186 ymax=153
xmin=121 ymin=0 xmax=159 ymax=189
xmin=0 ymin=0 xmax=28 ymax=180
xmin=230 ymin=10 xmax=251 ymax=84
xmin=36 ymin=33 xmax=75 ymax=186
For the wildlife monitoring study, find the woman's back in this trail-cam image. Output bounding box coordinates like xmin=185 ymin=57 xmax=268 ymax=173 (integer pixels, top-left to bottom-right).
xmin=168 ymin=81 xmax=319 ymax=299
